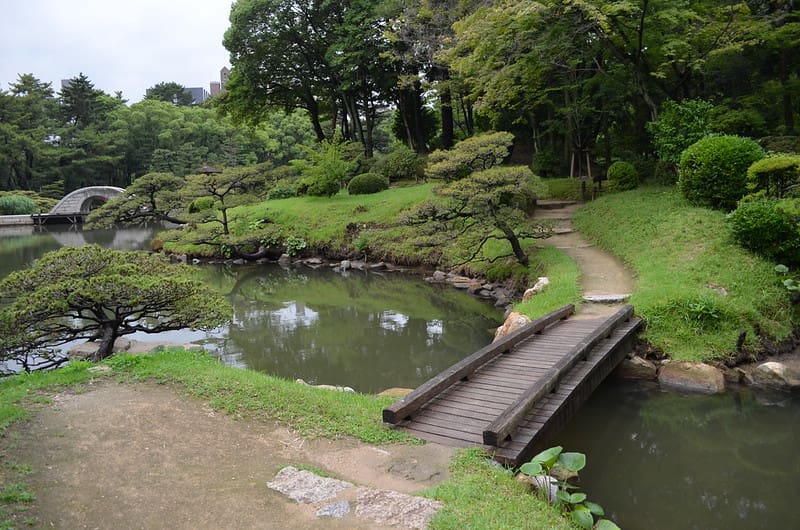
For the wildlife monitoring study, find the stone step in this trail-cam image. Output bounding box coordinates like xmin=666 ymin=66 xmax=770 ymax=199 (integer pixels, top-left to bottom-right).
xmin=582 ymin=294 xmax=631 ymax=304
xmin=536 ymin=200 xmax=579 ymax=210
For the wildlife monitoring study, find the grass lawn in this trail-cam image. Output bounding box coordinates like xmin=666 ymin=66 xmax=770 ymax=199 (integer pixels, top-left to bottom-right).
xmin=573 ymin=186 xmax=795 ymax=362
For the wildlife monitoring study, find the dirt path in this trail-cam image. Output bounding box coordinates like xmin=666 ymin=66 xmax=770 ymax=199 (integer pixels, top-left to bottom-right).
xmin=535 ymin=201 xmax=635 ymax=318
xmin=3 ymin=380 xmax=453 ymax=529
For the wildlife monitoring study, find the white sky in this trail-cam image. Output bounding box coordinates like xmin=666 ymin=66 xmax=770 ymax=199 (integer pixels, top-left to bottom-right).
xmin=1 ymin=0 xmax=233 ymax=103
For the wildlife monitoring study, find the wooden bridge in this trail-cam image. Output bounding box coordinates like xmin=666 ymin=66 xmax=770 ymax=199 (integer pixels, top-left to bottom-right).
xmin=383 ymin=304 xmax=642 ymax=467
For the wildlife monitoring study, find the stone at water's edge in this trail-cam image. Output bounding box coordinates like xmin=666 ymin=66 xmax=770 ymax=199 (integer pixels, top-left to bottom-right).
xmin=747 ymin=361 xmax=800 ymax=391
xmin=522 ymin=277 xmax=550 ymax=302
xmin=658 ymin=361 xmax=726 ymax=394
xmin=614 ymin=356 xmax=657 ymax=380
xmin=493 ymin=312 xmax=532 ymax=341
xmin=377 ymin=387 xmax=414 ymax=398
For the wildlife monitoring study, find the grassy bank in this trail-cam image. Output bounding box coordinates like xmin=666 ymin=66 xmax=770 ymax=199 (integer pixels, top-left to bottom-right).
xmin=164 ymin=183 xmax=580 ymax=302
xmin=0 ymin=350 xmax=572 ymax=529
xmin=573 ymin=186 xmax=794 ymax=362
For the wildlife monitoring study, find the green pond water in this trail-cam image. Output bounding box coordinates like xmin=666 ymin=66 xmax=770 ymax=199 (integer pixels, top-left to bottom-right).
xmin=0 ymin=225 xmax=501 ymax=393
xmin=2 ymin=224 xmax=799 ymax=529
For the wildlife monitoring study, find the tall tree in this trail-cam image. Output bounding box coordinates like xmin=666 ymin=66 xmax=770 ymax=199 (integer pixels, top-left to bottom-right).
xmin=144 ymin=81 xmax=195 ymax=106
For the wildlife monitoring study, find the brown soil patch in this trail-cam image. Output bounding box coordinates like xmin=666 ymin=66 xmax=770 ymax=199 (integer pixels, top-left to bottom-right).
xmin=2 ymin=380 xmax=453 ymax=529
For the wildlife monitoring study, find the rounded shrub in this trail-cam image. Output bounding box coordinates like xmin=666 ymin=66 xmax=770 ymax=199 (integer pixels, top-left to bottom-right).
xmin=728 ymin=197 xmax=800 ymax=265
xmin=0 ymin=195 xmax=37 ymax=215
xmin=746 ymin=155 xmax=800 ymax=198
xmin=678 ymin=135 xmax=765 ymax=210
xmin=188 ymin=196 xmax=215 ymax=213
xmin=374 ymin=145 xmax=424 ymax=182
xmin=606 ymin=161 xmax=639 ymax=191
xmin=348 ymin=173 xmax=388 ymax=195
xmin=267 ymin=180 xmax=297 ymax=200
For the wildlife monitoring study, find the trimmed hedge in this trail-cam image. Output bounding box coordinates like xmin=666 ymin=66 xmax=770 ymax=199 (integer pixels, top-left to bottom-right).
xmin=746 ymin=155 xmax=800 ymax=198
xmin=728 ymin=197 xmax=800 ymax=266
xmin=348 ymin=173 xmax=388 ymax=195
xmin=606 ymin=161 xmax=639 ymax=191
xmin=678 ymin=135 xmax=764 ymax=210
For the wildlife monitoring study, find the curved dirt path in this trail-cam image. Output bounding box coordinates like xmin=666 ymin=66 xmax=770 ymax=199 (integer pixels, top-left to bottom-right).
xmin=3 ymin=380 xmax=453 ymax=529
xmin=535 ymin=201 xmax=636 ymax=318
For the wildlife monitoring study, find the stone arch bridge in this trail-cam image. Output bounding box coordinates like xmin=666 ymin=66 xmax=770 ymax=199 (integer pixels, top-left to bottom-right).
xmin=34 ymin=186 xmax=125 ymax=225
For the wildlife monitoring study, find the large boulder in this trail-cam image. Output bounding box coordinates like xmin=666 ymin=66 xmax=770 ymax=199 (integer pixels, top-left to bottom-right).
xmin=747 ymin=362 xmax=800 ymax=391
xmin=658 ymin=362 xmax=725 ymax=394
xmin=493 ymin=312 xmax=532 ymax=341
xmin=522 ymin=277 xmax=550 ymax=302
xmin=614 ymin=356 xmax=657 ymax=380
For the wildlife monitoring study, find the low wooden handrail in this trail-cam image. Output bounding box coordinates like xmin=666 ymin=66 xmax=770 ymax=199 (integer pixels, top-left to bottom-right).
xmin=382 ymin=304 xmax=575 ymax=424
xmin=482 ymin=304 xmax=634 ymax=446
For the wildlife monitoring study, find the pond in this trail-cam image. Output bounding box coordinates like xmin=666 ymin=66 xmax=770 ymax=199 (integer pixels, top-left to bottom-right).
xmin=0 ymin=225 xmax=501 ymax=393
xmin=2 ymin=224 xmax=799 ymax=529
xmin=555 ymin=379 xmax=800 ymax=530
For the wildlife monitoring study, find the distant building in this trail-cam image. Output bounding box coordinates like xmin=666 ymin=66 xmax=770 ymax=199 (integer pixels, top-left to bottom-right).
xmin=210 ymin=67 xmax=230 ymax=97
xmin=184 ymin=87 xmax=210 ymax=105
xmin=220 ymin=67 xmax=230 ymax=88
xmin=60 ymin=79 xmax=72 ymax=90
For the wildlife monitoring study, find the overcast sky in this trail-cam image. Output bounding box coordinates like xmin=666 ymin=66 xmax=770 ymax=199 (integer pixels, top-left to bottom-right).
xmin=1 ymin=0 xmax=232 ymax=103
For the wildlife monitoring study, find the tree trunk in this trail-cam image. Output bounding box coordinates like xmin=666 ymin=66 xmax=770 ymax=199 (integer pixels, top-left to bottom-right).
xmin=93 ymin=326 xmax=118 ymax=361
xmin=440 ymin=69 xmax=454 ymax=150
xmin=498 ymin=222 xmax=529 ymax=266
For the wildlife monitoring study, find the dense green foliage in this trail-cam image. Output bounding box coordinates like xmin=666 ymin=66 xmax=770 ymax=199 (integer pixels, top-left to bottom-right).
xmin=293 ymin=138 xmax=360 ymax=197
xmin=425 ymin=132 xmax=514 ymax=181
xmin=606 ymin=161 xmax=639 ymax=191
xmin=679 ymin=136 xmax=765 ymax=210
xmin=373 ymin=144 xmax=424 ymax=182
xmin=0 ymin=73 xmax=317 ymax=196
xmin=647 ymin=99 xmax=715 ymax=166
xmin=728 ymin=197 xmax=800 ymax=266
xmin=144 ymin=81 xmax=195 ymax=106
xmin=746 ymin=154 xmax=800 ymax=197
xmin=348 ymin=173 xmax=388 ymax=195
xmin=574 ymin=187 xmax=793 ymax=361
xmin=0 ymin=195 xmax=36 ymax=215
xmin=0 ymin=246 xmax=231 ymax=366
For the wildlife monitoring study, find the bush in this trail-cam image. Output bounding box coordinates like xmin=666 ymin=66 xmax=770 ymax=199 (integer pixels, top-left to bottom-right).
xmin=0 ymin=190 xmax=56 ymax=212
xmin=188 ymin=196 xmax=215 ymax=213
xmin=728 ymin=197 xmax=800 ymax=265
xmin=647 ymin=99 xmax=715 ymax=166
xmin=267 ymin=180 xmax=297 ymax=200
xmin=759 ymin=136 xmax=800 ymax=154
xmin=0 ymin=195 xmax=37 ymax=215
xmin=348 ymin=173 xmax=388 ymax=195
xmin=374 ymin=145 xmax=424 ymax=182
xmin=543 ymin=178 xmax=583 ymax=200
xmin=532 ymin=147 xmax=563 ymax=178
xmin=606 ymin=161 xmax=639 ymax=191
xmin=678 ymin=135 xmax=765 ymax=210
xmin=746 ymin=155 xmax=800 ymax=198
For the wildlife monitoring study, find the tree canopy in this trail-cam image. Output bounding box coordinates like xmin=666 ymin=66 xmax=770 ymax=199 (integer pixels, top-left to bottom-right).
xmin=0 ymin=245 xmax=231 ymax=367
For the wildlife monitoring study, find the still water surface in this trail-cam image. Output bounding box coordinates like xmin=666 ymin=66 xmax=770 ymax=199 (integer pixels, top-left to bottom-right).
xmin=2 ymin=224 xmax=799 ymax=529
xmin=556 ymin=380 xmax=800 ymax=530
xmin=0 ymin=225 xmax=500 ymax=393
